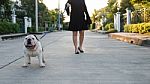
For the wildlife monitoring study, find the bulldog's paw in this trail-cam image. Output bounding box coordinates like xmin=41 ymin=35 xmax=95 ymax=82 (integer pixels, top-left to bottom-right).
xmin=28 ymin=62 xmax=31 ymax=64
xmin=40 ymin=63 xmax=45 ymax=68
xmin=22 ymin=64 xmax=28 ymax=68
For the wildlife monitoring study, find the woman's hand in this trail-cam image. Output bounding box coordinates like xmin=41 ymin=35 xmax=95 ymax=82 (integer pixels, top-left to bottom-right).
xmin=65 ymin=3 xmax=71 ymax=16
xmin=66 ymin=3 xmax=71 ymax=9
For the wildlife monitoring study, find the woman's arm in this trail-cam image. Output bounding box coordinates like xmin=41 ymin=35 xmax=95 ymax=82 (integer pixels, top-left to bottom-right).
xmin=65 ymin=0 xmax=71 ymax=16
xmin=83 ymin=0 xmax=92 ymax=24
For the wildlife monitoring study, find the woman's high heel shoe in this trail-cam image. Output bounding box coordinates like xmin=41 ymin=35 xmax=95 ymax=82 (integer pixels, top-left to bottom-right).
xmin=75 ymin=49 xmax=79 ymax=54
xmin=75 ymin=51 xmax=79 ymax=54
xmin=78 ymin=47 xmax=84 ymax=53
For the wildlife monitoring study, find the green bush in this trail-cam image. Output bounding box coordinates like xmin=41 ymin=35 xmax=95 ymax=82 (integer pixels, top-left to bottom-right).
xmin=27 ymin=27 xmax=36 ymax=33
xmin=27 ymin=27 xmax=46 ymax=33
xmin=124 ymin=23 xmax=150 ymax=34
xmin=39 ymin=27 xmax=45 ymax=32
xmin=92 ymin=23 xmax=96 ymax=29
xmin=63 ymin=22 xmax=69 ymax=30
xmin=107 ymin=29 xmax=117 ymax=33
xmin=105 ymin=23 xmax=114 ymax=31
xmin=0 ymin=21 xmax=20 ymax=35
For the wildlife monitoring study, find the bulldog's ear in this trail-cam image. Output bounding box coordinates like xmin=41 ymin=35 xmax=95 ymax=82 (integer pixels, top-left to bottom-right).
xmin=34 ymin=35 xmax=39 ymax=41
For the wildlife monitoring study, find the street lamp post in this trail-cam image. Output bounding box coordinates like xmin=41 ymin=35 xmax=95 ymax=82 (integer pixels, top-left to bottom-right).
xmin=58 ymin=0 xmax=61 ymax=30
xmin=126 ymin=8 xmax=131 ymax=24
xmin=35 ymin=0 xmax=38 ymax=32
xmin=11 ymin=1 xmax=17 ymax=24
xmin=116 ymin=0 xmax=121 ymax=32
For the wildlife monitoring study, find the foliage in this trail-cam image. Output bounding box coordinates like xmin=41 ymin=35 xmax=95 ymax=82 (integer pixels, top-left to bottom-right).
xmin=20 ymin=0 xmax=65 ymax=31
xmin=0 ymin=0 xmax=13 ymax=20
xmin=93 ymin=0 xmax=150 ymax=31
xmin=38 ymin=3 xmax=51 ymax=27
xmin=119 ymin=0 xmax=134 ymax=13
xmin=48 ymin=9 xmax=59 ymax=24
xmin=63 ymin=22 xmax=69 ymax=30
xmin=91 ymin=0 xmax=133 ymax=30
xmin=124 ymin=23 xmax=150 ymax=34
xmin=131 ymin=9 xmax=143 ymax=23
xmin=130 ymin=0 xmax=149 ymax=4
xmin=91 ymin=9 xmax=102 ymax=23
xmin=91 ymin=23 xmax=96 ymax=29
xmin=105 ymin=23 xmax=114 ymax=31
xmin=106 ymin=29 xmax=118 ymax=33
xmin=20 ymin=0 xmax=37 ymax=26
xmin=130 ymin=0 xmax=150 ymax=23
xmin=0 ymin=21 xmax=20 ymax=34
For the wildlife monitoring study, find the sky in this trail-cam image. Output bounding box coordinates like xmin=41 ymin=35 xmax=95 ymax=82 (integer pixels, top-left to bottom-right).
xmin=43 ymin=0 xmax=108 ymax=16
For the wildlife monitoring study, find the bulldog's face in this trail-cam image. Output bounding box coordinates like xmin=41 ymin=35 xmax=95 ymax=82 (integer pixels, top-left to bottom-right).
xmin=24 ymin=35 xmax=38 ymax=49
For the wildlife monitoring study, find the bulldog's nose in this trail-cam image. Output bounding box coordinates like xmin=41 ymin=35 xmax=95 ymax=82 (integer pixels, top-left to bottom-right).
xmin=27 ymin=39 xmax=31 ymax=44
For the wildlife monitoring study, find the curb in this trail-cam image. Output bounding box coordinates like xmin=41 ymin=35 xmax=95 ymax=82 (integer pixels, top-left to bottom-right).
xmin=108 ymin=33 xmax=150 ymax=47
xmin=1 ymin=33 xmax=27 ymax=41
xmin=0 ymin=32 xmax=49 ymax=41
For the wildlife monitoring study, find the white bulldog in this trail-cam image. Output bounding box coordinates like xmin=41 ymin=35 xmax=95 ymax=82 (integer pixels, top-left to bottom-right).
xmin=23 ymin=35 xmax=45 ymax=67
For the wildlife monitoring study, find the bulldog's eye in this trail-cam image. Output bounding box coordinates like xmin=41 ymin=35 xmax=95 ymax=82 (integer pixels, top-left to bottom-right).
xmin=25 ymin=38 xmax=27 ymax=39
xmin=32 ymin=38 xmax=34 ymax=40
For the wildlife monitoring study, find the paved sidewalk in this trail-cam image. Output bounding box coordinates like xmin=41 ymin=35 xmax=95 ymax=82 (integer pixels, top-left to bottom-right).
xmin=0 ymin=31 xmax=150 ymax=84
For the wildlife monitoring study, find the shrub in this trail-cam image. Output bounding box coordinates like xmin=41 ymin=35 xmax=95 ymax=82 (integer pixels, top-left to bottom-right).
xmin=0 ymin=21 xmax=20 ymax=35
xmin=39 ymin=27 xmax=45 ymax=32
xmin=124 ymin=23 xmax=150 ymax=34
xmin=63 ymin=22 xmax=69 ymax=30
xmin=105 ymin=23 xmax=114 ymax=31
xmin=27 ymin=27 xmax=36 ymax=33
xmin=145 ymin=23 xmax=150 ymax=32
xmin=107 ymin=29 xmax=117 ymax=33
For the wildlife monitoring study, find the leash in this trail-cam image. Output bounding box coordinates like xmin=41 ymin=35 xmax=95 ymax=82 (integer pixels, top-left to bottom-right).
xmin=40 ymin=31 xmax=49 ymax=39
xmin=0 ymin=56 xmax=24 ymax=69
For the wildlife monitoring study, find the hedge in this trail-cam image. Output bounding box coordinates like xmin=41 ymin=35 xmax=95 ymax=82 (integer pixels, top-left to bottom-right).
xmin=124 ymin=23 xmax=150 ymax=34
xmin=105 ymin=23 xmax=114 ymax=31
xmin=0 ymin=21 xmax=20 ymax=35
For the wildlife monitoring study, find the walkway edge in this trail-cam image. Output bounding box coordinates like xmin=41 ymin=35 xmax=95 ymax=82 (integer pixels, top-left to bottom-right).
xmin=1 ymin=33 xmax=27 ymax=41
xmin=108 ymin=33 xmax=150 ymax=47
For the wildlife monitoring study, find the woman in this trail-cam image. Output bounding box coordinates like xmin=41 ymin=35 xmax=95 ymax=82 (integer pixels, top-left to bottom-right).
xmin=65 ymin=0 xmax=92 ymax=54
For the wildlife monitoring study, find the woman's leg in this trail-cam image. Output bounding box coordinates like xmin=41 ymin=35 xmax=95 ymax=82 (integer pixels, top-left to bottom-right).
xmin=72 ymin=31 xmax=78 ymax=53
xmin=79 ymin=30 xmax=84 ymax=50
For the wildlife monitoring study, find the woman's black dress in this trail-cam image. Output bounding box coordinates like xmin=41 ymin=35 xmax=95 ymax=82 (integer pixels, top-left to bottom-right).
xmin=66 ymin=0 xmax=91 ymax=31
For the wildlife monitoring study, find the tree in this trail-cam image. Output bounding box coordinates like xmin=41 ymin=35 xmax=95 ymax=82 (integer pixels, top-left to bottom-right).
xmin=20 ymin=0 xmax=35 ymax=21
xmin=0 ymin=0 xmax=9 ymax=6
xmin=119 ymin=0 xmax=134 ymax=13
xmin=107 ymin=0 xmax=117 ymax=13
xmin=38 ymin=2 xmax=50 ymax=27
xmin=91 ymin=9 xmax=100 ymax=23
xmin=131 ymin=1 xmax=150 ymax=23
xmin=131 ymin=0 xmax=149 ymax=4
xmin=0 ymin=0 xmax=12 ymax=20
xmin=19 ymin=0 xmax=52 ymax=28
